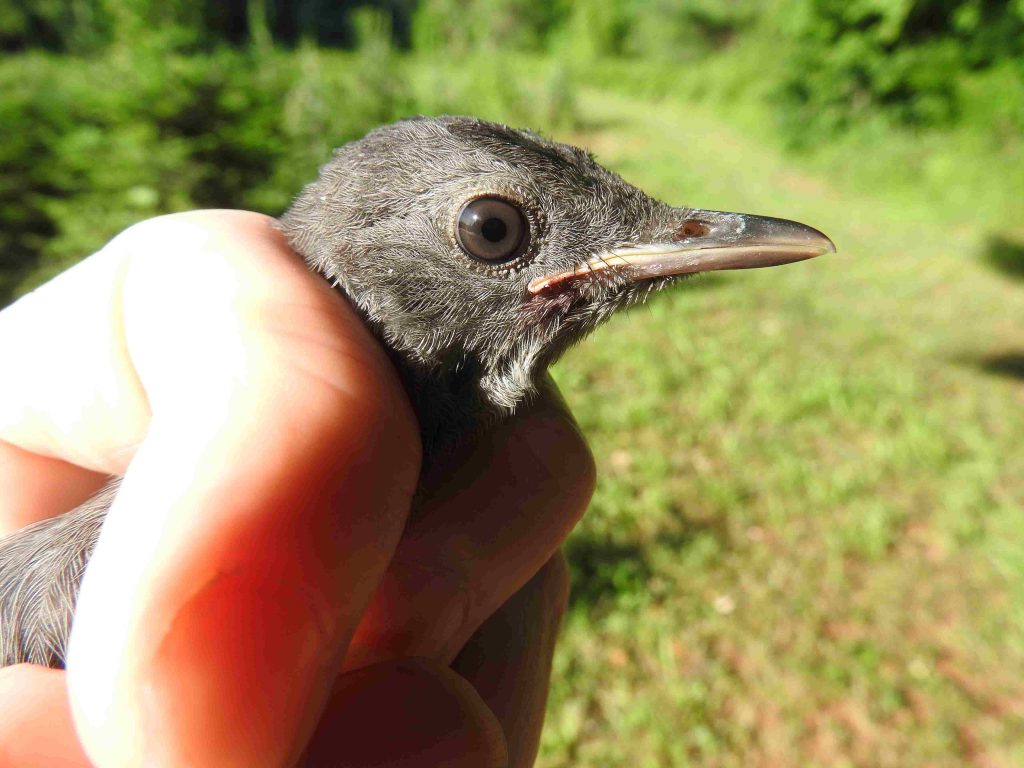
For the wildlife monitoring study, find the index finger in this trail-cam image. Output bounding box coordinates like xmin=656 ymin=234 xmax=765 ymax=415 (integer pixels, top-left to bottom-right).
xmin=45 ymin=212 xmax=419 ymax=766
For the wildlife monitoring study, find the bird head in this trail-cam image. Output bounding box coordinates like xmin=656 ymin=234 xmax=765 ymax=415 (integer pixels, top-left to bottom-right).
xmin=280 ymin=116 xmax=834 ymax=450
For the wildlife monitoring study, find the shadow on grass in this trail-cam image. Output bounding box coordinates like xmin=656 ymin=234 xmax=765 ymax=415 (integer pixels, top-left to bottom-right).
xmin=565 ymin=516 xmax=725 ymax=611
xmin=983 ymin=233 xmax=1024 ymax=281
xmin=564 ymin=535 xmax=654 ymax=610
xmin=975 ymin=352 xmax=1024 ymax=380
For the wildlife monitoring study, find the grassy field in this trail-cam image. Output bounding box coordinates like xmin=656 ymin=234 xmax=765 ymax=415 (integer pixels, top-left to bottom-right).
xmin=538 ymin=89 xmax=1024 ymax=767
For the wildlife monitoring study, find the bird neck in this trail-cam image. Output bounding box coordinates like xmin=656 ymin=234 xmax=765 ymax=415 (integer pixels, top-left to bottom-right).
xmin=385 ymin=348 xmax=498 ymax=471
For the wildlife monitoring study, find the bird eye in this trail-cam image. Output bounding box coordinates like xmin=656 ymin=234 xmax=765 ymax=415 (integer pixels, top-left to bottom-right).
xmin=456 ymin=197 xmax=529 ymax=263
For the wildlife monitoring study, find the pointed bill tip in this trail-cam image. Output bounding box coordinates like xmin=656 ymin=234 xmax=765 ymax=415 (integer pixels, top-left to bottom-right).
xmin=528 ymin=211 xmax=835 ymax=295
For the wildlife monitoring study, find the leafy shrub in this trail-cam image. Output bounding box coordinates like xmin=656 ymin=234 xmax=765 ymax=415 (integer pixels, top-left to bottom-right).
xmin=775 ymin=0 xmax=1024 ymax=143
xmin=0 ymin=47 xmax=287 ymax=296
xmin=0 ymin=31 xmax=416 ymax=300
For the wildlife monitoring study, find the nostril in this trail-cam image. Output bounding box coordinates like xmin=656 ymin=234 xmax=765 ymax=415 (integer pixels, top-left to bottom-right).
xmin=673 ymin=220 xmax=709 ymax=240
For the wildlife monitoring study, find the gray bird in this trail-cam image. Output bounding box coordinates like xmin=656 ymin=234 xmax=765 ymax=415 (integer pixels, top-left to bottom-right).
xmin=0 ymin=116 xmax=834 ymax=668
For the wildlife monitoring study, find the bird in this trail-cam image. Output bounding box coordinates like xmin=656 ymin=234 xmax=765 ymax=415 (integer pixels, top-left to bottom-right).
xmin=0 ymin=115 xmax=834 ymax=668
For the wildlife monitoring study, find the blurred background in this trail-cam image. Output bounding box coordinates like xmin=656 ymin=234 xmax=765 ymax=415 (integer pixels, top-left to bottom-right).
xmin=2 ymin=0 xmax=1023 ymax=764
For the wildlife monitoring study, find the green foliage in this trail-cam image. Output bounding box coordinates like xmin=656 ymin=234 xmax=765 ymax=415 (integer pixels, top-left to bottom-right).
xmin=0 ymin=47 xmax=290 ymax=295
xmin=0 ymin=41 xmax=410 ymax=298
xmin=0 ymin=0 xmax=222 ymax=53
xmin=408 ymin=0 xmax=757 ymax=62
xmin=252 ymin=13 xmax=418 ymax=213
xmin=0 ymin=0 xmax=409 ymax=53
xmin=0 ymin=0 xmax=111 ymax=53
xmin=411 ymin=0 xmax=570 ymax=54
xmin=775 ymin=0 xmax=1024 ymax=143
xmin=616 ymin=0 xmax=757 ymax=58
xmin=6 ymin=0 xmax=1021 ymax=146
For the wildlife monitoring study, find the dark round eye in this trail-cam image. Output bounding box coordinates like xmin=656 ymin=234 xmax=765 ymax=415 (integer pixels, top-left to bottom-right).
xmin=456 ymin=197 xmax=529 ymax=263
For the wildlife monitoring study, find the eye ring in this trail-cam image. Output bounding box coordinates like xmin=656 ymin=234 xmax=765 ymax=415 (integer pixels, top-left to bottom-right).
xmin=455 ymin=196 xmax=531 ymax=264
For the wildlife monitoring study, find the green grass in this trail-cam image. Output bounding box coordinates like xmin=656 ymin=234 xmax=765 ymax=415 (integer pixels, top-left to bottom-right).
xmin=540 ymin=90 xmax=1024 ymax=767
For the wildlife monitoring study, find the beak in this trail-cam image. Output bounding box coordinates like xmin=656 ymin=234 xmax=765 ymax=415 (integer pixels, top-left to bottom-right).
xmin=528 ymin=209 xmax=836 ymax=295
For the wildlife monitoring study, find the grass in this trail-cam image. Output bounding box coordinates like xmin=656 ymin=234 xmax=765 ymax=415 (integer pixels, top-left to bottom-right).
xmin=539 ymin=89 xmax=1024 ymax=767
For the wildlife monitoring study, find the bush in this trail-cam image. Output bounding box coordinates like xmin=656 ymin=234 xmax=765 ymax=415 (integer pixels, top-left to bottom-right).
xmin=0 ymin=31 xmax=417 ymax=301
xmin=775 ymin=0 xmax=1024 ymax=144
xmin=0 ymin=47 xmax=288 ymax=297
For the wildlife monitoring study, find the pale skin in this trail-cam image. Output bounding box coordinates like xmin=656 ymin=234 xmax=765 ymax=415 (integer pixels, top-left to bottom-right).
xmin=0 ymin=210 xmax=595 ymax=767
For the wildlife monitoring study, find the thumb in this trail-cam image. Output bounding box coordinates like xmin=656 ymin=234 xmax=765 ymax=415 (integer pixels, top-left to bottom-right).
xmin=302 ymin=659 xmax=508 ymax=768
xmin=0 ymin=664 xmax=90 ymax=766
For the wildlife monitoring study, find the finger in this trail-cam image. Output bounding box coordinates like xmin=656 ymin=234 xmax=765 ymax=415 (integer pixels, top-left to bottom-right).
xmin=64 ymin=211 xmax=421 ymax=768
xmin=0 ymin=238 xmax=152 ymax=534
xmin=302 ymin=659 xmax=507 ymax=768
xmin=0 ymin=440 xmax=108 ymax=536
xmin=0 ymin=231 xmax=151 ymax=475
xmin=452 ymin=553 xmax=569 ymax=768
xmin=344 ymin=381 xmax=593 ymax=670
xmin=0 ymin=664 xmax=90 ymax=766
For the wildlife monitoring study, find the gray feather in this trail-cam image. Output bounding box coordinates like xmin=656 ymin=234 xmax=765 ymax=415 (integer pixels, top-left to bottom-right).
xmin=0 ymin=480 xmax=115 ymax=667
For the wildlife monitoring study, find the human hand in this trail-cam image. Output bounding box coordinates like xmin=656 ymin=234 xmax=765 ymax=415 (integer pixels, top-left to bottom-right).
xmin=0 ymin=211 xmax=594 ymax=767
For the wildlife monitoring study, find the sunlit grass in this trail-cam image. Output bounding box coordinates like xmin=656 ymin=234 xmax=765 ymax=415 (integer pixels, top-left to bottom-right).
xmin=542 ymin=89 xmax=1024 ymax=767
